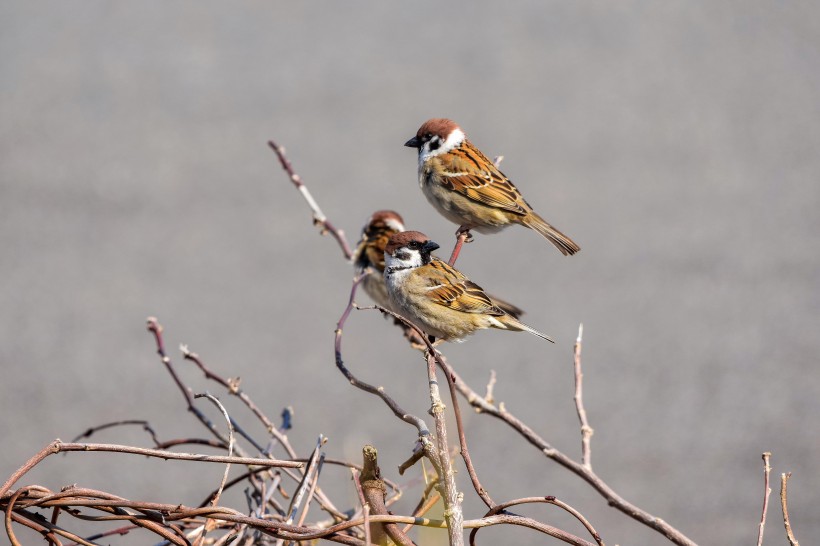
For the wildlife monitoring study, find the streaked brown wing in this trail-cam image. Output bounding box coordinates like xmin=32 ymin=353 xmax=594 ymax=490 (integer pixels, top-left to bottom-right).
xmin=354 ymin=226 xmax=398 ymax=272
xmin=437 ymin=142 xmax=529 ymax=216
xmin=366 ymin=231 xmax=391 ymax=271
xmin=424 ymin=260 xmax=505 ymax=316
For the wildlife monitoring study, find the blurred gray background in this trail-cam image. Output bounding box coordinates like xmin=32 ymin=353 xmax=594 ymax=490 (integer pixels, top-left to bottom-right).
xmin=2 ymin=2 xmax=818 ymax=544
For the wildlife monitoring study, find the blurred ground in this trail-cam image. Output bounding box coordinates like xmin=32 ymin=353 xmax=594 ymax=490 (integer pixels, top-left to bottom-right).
xmin=2 ymin=2 xmax=819 ymax=544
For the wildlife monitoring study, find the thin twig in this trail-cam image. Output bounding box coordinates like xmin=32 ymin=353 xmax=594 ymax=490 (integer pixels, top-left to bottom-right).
xmin=780 ymin=472 xmax=799 ymax=546
xmin=296 ymin=452 xmax=325 ymax=529
xmin=483 ymin=370 xmax=497 ymax=406
xmin=268 ymin=140 xmax=354 ymax=260
xmin=573 ymin=323 xmax=593 ymax=469
xmin=193 ymin=392 xmax=235 ymax=546
xmin=195 ymin=393 xmax=236 ymax=508
xmin=0 ymin=439 xmax=301 ymax=498
xmin=402 ymin=479 xmax=441 ymax=534
xmin=469 ymin=496 xmax=603 ymax=546
xmin=350 ymin=469 xmax=371 ymax=546
xmin=467 ymin=513 xmax=595 ymax=546
xmin=279 ymin=436 xmax=324 ymax=546
xmin=757 ymin=452 xmax=772 ymax=546
xmin=70 ymin=420 xmax=161 ymax=446
xmin=439 ymin=356 xmax=494 ymax=509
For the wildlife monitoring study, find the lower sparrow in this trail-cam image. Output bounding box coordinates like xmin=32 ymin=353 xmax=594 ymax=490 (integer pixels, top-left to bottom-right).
xmin=384 ymin=231 xmax=553 ymax=343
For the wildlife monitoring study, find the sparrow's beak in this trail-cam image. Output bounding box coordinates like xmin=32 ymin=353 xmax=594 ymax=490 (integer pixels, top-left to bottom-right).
xmin=404 ymin=136 xmax=421 ymax=148
xmin=422 ymin=240 xmax=440 ymax=253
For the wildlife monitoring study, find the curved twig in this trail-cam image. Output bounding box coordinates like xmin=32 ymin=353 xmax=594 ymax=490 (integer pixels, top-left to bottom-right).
xmin=335 ymin=276 xmax=431 ymax=436
xmin=468 ymin=496 xmax=602 ymax=546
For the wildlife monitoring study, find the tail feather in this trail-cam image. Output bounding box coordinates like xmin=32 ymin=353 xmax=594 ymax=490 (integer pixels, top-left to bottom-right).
xmin=523 ymin=213 xmax=580 ymax=256
xmin=499 ymin=315 xmax=555 ymax=343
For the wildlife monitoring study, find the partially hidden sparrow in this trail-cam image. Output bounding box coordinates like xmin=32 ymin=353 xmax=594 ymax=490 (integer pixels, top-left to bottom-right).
xmin=353 ymin=210 xmax=524 ymax=318
xmin=405 ymin=118 xmax=580 ymax=256
xmin=384 ymin=230 xmax=553 ymax=343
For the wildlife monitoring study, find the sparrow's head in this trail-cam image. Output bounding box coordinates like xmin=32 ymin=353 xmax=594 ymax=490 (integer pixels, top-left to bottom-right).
xmin=354 ymin=210 xmax=406 ymax=271
xmin=404 ymin=118 xmax=466 ymax=161
xmin=384 ymin=231 xmax=440 ymax=271
xmin=363 ymin=210 xmax=405 ymax=239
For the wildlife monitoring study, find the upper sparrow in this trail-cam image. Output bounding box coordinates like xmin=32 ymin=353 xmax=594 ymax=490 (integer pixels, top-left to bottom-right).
xmin=353 ymin=210 xmax=524 ymax=318
xmin=384 ymin=230 xmax=552 ymax=343
xmin=405 ymin=118 xmax=580 ymax=256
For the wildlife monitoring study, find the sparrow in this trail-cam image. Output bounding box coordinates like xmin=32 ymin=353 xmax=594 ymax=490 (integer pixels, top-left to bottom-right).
xmin=353 ymin=210 xmax=524 ymax=318
xmin=353 ymin=210 xmax=407 ymax=311
xmin=404 ymin=118 xmax=580 ymax=256
xmin=384 ymin=230 xmax=553 ymax=343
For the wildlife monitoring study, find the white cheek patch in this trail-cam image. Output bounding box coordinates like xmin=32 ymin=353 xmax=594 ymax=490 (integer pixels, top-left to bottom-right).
xmin=385 ymin=249 xmax=423 ymax=270
xmin=420 ymin=129 xmax=465 ymax=161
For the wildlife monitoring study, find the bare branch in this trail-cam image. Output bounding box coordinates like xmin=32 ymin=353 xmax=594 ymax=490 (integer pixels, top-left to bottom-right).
xmin=573 ymin=323 xmax=593 ymax=469
xmin=268 ymin=140 xmax=354 ymax=260
xmin=780 ymin=472 xmax=800 ymax=546
xmin=469 ymin=496 xmax=603 ymax=546
xmin=757 ymin=452 xmax=772 ymax=546
xmin=192 ymin=392 xmax=235 ymax=546
xmin=69 ymin=420 xmax=161 ymax=447
xmin=0 ymin=440 xmax=301 ymax=499
xmin=350 ymin=469 xmax=372 ymax=546
xmin=360 ymin=445 xmax=415 ymax=546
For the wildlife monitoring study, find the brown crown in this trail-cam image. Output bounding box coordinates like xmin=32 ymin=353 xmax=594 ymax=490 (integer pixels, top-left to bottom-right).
xmin=415 ymin=118 xmax=461 ymax=140
xmin=384 ymin=230 xmax=431 ymax=255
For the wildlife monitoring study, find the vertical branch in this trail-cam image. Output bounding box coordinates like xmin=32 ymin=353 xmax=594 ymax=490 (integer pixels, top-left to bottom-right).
xmin=360 ymin=446 xmax=415 ymax=546
xmin=573 ymin=323 xmax=593 ymax=469
xmin=756 ymin=452 xmax=772 ymax=546
xmin=780 ymin=472 xmax=800 ymax=546
xmin=426 ymin=351 xmax=464 ymax=546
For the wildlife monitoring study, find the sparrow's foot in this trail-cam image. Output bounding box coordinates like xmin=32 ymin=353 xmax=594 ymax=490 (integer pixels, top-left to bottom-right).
xmin=449 ymin=228 xmax=473 ymax=266
xmin=454 ymin=226 xmax=474 ymax=241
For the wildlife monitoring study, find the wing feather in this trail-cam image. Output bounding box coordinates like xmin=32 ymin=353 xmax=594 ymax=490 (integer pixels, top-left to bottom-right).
xmin=436 ymin=141 xmax=529 ymax=216
xmin=424 ymin=260 xmax=505 ymax=316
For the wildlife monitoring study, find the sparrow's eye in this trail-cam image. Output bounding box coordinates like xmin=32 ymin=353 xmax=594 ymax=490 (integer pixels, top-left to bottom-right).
xmin=407 ymin=241 xmax=421 ymax=250
xmin=424 ymin=132 xmax=433 ymax=141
